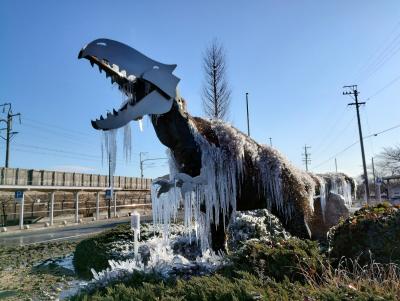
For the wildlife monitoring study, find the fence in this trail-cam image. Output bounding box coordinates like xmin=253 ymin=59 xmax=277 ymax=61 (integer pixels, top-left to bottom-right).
xmin=0 ymin=168 xmax=151 ymax=190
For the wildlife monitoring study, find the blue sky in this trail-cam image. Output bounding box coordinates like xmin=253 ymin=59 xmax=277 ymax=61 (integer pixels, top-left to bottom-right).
xmin=1 ymin=0 xmax=400 ymax=178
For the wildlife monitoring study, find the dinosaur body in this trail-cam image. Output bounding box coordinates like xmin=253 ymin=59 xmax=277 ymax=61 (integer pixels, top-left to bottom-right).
xmin=78 ymin=39 xmax=354 ymax=251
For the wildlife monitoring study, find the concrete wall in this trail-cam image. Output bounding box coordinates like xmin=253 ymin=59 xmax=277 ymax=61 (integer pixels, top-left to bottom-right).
xmin=0 ymin=167 xmax=151 ymax=189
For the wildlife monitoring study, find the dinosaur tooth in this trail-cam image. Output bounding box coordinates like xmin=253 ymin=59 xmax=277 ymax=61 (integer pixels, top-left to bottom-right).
xmin=100 ymin=115 xmax=104 ymax=120
xmin=112 ymin=64 xmax=119 ymax=72
xmin=113 ymin=109 xmax=118 ymax=116
xmin=91 ymin=120 xmax=99 ymax=130
xmin=98 ymin=65 xmax=102 ymax=73
xmin=106 ymin=72 xmax=110 ymax=78
xmin=107 ymin=112 xmax=111 ymax=117
xmin=90 ymin=61 xmax=94 ymax=67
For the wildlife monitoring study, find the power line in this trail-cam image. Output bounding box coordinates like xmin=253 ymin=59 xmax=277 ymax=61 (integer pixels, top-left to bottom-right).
xmin=366 ymin=73 xmax=400 ymax=100
xmin=313 ymin=122 xmax=400 ymax=169
xmin=355 ymin=21 xmax=400 ymax=83
xmin=353 ymin=20 xmax=400 ymax=82
xmin=23 ymin=116 xmax=95 ymax=138
xmin=313 ymin=114 xmax=356 ymax=159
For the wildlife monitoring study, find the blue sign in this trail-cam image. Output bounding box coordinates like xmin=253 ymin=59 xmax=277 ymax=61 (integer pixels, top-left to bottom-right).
xmin=105 ymin=189 xmax=112 ymax=199
xmin=15 ymin=191 xmax=24 ymax=199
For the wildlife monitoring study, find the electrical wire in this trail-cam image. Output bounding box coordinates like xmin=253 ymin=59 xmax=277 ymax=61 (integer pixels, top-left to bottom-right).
xmin=313 ymin=122 xmax=400 ymax=169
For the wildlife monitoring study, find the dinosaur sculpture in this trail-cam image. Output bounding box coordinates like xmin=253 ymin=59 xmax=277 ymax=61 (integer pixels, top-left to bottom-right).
xmin=78 ymin=39 xmax=355 ymax=251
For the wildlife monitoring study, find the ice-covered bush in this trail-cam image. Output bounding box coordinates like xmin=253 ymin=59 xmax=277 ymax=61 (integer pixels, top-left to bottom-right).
xmin=329 ymin=203 xmax=400 ymax=266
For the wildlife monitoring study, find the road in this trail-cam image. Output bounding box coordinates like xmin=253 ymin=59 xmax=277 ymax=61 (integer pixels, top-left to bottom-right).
xmin=0 ymin=216 xmax=151 ymax=246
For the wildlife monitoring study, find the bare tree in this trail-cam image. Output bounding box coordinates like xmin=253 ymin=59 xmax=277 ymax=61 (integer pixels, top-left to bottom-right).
xmin=202 ymin=39 xmax=231 ymax=120
xmin=376 ymin=145 xmax=400 ymax=176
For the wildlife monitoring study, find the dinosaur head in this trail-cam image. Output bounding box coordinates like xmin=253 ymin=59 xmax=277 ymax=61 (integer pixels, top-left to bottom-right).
xmin=78 ymin=38 xmax=180 ymax=130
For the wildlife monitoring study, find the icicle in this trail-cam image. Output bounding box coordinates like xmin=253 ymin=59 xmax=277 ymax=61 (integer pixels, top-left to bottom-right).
xmin=138 ymin=118 xmax=143 ymax=132
xmin=319 ymin=178 xmax=327 ymax=222
xmin=123 ymin=123 xmax=132 ymax=162
xmin=151 ymin=119 xmax=316 ymax=252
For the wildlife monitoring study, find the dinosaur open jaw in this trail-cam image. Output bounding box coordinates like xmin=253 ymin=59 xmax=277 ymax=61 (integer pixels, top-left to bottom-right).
xmin=82 ymin=54 xmax=157 ymax=130
xmin=79 ymin=39 xmax=180 ymax=131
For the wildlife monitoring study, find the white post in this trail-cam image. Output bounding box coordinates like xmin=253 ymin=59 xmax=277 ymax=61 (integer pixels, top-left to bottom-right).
xmin=376 ymin=183 xmax=382 ymax=203
xmin=113 ymin=192 xmax=117 ymax=217
xmin=50 ymin=192 xmax=55 ymax=226
xmin=19 ymin=194 xmax=25 ymax=230
xmin=131 ymin=211 xmax=140 ymax=258
xmin=96 ymin=192 xmax=100 ymax=220
xmin=75 ymin=192 xmax=79 ymax=223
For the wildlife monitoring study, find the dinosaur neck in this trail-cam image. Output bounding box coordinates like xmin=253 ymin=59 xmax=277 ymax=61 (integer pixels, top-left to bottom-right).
xmin=151 ymin=101 xmax=202 ymax=177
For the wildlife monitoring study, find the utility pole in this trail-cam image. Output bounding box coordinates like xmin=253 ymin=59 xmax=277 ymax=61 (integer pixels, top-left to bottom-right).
xmin=343 ymin=85 xmax=370 ymax=202
xmin=0 ymin=103 xmax=21 ymax=168
xmin=269 ymin=137 xmax=273 ymax=147
xmin=372 ymin=157 xmax=376 ymax=198
xmin=302 ymin=145 xmax=311 ymax=172
xmin=139 ymin=153 xmax=167 ymax=178
xmin=335 ymin=158 xmax=338 ymax=173
xmin=245 ymin=92 xmax=250 ymax=136
xmin=139 ymin=152 xmax=147 ymax=178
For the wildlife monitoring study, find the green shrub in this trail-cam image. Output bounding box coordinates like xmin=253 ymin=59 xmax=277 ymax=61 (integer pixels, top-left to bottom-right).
xmin=329 ymin=203 xmax=400 ymax=266
xmin=71 ymin=269 xmax=399 ymax=301
xmin=73 ymin=223 xmax=154 ymax=279
xmin=231 ymin=237 xmax=324 ymax=283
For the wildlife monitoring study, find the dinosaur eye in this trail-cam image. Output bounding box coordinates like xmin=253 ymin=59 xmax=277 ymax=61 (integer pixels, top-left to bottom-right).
xmin=97 ymin=42 xmax=107 ymax=46
xmin=153 ymin=65 xmax=159 ymax=69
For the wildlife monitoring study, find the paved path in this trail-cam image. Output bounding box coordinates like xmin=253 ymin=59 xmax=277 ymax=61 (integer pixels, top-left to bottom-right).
xmin=0 ymin=216 xmax=152 ymax=246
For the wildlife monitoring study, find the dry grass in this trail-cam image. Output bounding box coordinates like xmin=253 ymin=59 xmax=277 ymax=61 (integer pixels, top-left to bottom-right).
xmin=301 ymin=257 xmax=400 ymax=298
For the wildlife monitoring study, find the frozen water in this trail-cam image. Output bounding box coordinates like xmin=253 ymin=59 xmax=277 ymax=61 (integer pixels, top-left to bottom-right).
xmin=317 ymin=173 xmax=354 ymax=222
xmin=151 ymin=119 xmax=317 ymax=250
xmin=123 ymin=123 xmax=132 ymax=162
xmin=90 ymin=235 xmax=226 ymax=285
xmin=138 ymin=118 xmax=144 ymax=132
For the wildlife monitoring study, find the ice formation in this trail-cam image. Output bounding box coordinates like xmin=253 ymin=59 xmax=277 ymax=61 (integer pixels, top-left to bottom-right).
xmin=130 ymin=211 xmax=140 ymax=258
xmin=123 ymin=123 xmax=132 ymax=162
xmin=90 ymin=235 xmax=226 ymax=284
xmin=316 ymin=173 xmax=354 ymax=222
xmin=102 ymin=129 xmax=117 ymax=180
xmin=151 ymin=119 xmax=316 ymax=249
xmin=138 ymin=118 xmax=144 ymax=132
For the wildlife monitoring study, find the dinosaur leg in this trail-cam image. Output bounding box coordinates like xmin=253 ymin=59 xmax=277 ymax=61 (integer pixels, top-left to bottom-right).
xmin=283 ymin=210 xmax=312 ymax=239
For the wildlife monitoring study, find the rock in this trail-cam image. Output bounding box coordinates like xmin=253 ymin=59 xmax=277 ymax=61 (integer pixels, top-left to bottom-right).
xmin=324 ymin=192 xmax=349 ymax=227
xmin=311 ymin=192 xmax=350 ymax=240
xmin=44 ymin=222 xmax=50 ymax=227
xmin=1 ymin=227 xmax=7 ymax=232
xmin=227 ymin=209 xmax=290 ymax=251
xmin=62 ymin=220 xmax=68 ymax=225
xmin=23 ymin=224 xmax=30 ymax=230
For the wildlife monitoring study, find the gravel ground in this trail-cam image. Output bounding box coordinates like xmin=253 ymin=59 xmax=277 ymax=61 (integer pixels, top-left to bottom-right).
xmin=0 ymin=240 xmax=82 ymax=300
